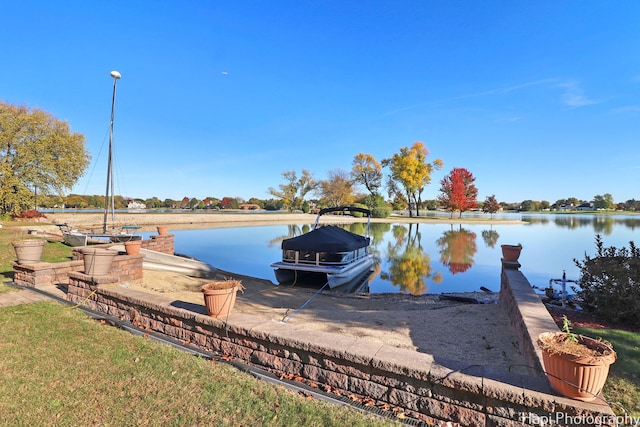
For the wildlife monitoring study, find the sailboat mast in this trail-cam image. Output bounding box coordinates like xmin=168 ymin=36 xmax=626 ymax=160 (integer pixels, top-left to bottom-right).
xmin=104 ymin=70 xmax=121 ymax=233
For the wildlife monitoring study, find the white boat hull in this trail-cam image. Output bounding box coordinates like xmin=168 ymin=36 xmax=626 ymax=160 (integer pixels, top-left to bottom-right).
xmin=57 ymin=224 xmax=141 ymax=247
xmin=108 ymin=246 xmax=217 ymax=278
xmin=63 ymin=233 xmax=88 ymax=247
xmin=271 ymin=254 xmax=374 ymax=289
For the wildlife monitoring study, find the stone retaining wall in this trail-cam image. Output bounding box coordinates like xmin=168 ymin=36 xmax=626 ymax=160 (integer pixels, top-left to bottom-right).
xmin=61 ymin=261 xmax=617 ymax=426
xmin=499 ymin=264 xmax=560 ymax=377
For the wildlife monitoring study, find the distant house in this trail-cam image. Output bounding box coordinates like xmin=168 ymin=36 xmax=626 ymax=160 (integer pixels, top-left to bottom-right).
xmin=576 ymin=203 xmax=595 ymax=211
xmin=239 ymin=203 xmax=260 ymax=210
xmin=576 ymin=203 xmax=596 ymax=211
xmin=202 ymin=198 xmax=219 ymax=209
xmin=127 ymin=199 xmax=146 ymax=210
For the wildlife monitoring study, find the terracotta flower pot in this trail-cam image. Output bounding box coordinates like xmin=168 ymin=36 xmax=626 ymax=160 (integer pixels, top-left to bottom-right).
xmin=12 ymin=239 xmax=45 ymax=264
xmin=157 ymin=226 xmax=169 ymax=236
xmin=201 ymin=280 xmax=242 ymax=318
xmin=124 ymin=240 xmax=142 ymax=255
xmin=538 ymin=332 xmax=616 ymax=402
xmin=81 ymin=248 xmax=117 ymax=276
xmin=501 ymin=244 xmax=522 ymax=262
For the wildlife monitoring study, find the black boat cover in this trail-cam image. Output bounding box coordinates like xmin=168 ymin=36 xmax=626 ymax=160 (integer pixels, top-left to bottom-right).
xmin=281 ymin=226 xmax=370 ymax=252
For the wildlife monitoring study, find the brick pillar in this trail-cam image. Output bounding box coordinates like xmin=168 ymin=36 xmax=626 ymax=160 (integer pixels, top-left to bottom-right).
xmin=143 ymin=234 xmax=174 ymax=255
xmin=66 ymin=271 xmax=118 ymax=308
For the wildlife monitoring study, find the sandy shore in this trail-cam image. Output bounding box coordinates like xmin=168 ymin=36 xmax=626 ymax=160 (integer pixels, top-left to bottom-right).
xmin=128 ymin=270 xmax=526 ymax=370
xmin=44 ymin=211 xmax=524 ymax=233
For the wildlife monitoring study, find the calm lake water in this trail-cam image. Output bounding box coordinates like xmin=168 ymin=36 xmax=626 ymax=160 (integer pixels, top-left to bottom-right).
xmin=141 ymin=213 xmax=640 ymax=295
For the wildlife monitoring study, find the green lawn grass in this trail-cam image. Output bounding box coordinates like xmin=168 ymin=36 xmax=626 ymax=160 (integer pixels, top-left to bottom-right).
xmin=572 ymin=325 xmax=640 ymax=417
xmin=0 ymin=302 xmax=398 ymax=426
xmin=0 ymin=225 xmax=72 ymax=289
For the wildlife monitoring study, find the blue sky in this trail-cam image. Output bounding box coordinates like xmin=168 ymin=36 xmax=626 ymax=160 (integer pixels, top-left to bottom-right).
xmin=2 ymin=1 xmax=639 ymax=204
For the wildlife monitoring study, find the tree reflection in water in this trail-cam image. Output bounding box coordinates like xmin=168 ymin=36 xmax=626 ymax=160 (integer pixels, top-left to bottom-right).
xmin=267 ymin=223 xmax=311 ymax=248
xmin=436 ymin=225 xmax=478 ymax=274
xmin=481 ymin=228 xmax=499 ymax=248
xmin=380 ymin=224 xmax=442 ymax=295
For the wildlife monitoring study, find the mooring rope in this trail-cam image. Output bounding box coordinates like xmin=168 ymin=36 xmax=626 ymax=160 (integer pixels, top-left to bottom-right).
xmin=281 ymin=281 xmax=329 ymax=323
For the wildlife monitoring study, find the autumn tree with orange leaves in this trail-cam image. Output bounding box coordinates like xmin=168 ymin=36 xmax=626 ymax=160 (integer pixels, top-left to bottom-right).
xmin=438 ymin=167 xmax=478 ymax=218
xmin=318 ymin=168 xmax=355 ymax=207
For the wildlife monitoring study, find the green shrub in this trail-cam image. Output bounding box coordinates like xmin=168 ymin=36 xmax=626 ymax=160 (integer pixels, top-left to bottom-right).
xmin=350 ymin=203 xmax=368 ymax=218
xmin=360 ymin=194 xmax=387 ymax=210
xmin=574 ymin=235 xmax=640 ymax=326
xmin=372 ymin=206 xmax=392 ymax=218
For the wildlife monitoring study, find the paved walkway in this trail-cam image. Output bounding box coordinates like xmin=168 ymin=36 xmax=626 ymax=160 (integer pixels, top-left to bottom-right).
xmin=0 ymin=285 xmax=66 ymax=308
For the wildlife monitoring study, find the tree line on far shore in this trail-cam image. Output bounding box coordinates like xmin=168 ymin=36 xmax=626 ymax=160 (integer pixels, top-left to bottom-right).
xmin=31 ymin=189 xmax=637 ymax=220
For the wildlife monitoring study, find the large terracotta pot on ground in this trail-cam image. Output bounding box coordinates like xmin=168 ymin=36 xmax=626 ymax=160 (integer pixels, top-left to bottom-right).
xmin=124 ymin=240 xmax=142 ymax=255
xmin=538 ymin=332 xmax=616 ymax=402
xmin=501 ymin=244 xmax=522 ymax=262
xmin=12 ymin=240 xmax=45 ymax=264
xmin=201 ymin=280 xmax=242 ymax=318
xmin=81 ymin=248 xmax=117 ymax=276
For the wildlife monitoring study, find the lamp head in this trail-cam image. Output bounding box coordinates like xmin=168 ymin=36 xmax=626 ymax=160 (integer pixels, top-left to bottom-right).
xmin=110 ymin=71 xmax=121 ymax=79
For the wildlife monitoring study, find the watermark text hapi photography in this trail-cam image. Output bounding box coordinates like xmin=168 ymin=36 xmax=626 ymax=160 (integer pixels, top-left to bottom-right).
xmin=520 ymin=412 xmax=640 ymax=426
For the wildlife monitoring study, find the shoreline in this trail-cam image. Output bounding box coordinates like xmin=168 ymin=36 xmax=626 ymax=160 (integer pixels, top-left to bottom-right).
xmin=44 ymin=211 xmax=525 ymax=232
